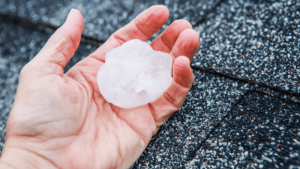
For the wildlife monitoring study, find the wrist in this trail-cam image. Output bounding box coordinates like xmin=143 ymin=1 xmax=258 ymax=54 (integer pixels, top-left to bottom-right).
xmin=0 ymin=141 xmax=57 ymax=169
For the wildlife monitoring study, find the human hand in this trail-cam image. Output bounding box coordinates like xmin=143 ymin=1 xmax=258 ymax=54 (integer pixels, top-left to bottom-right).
xmin=0 ymin=6 xmax=199 ymax=169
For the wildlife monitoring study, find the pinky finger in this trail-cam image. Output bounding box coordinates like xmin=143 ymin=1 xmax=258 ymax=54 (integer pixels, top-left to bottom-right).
xmin=149 ymin=56 xmax=194 ymax=127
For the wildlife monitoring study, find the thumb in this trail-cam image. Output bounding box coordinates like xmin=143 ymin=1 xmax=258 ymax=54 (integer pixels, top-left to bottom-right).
xmin=29 ymin=9 xmax=84 ymax=76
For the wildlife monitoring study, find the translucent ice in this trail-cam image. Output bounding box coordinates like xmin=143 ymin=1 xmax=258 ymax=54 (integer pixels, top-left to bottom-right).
xmin=97 ymin=39 xmax=173 ymax=108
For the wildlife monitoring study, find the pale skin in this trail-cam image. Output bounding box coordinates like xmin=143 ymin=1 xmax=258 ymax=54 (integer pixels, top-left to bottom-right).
xmin=0 ymin=6 xmax=199 ymax=169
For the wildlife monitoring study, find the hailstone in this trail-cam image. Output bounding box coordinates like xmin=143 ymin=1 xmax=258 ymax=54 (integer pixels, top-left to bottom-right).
xmin=97 ymin=39 xmax=173 ymax=108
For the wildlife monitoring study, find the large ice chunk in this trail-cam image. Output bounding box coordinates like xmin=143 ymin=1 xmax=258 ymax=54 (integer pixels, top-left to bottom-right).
xmin=97 ymin=39 xmax=173 ymax=108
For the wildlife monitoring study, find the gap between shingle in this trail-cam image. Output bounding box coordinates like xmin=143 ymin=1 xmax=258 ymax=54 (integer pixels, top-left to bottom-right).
xmin=183 ymin=89 xmax=300 ymax=163
xmin=183 ymin=89 xmax=251 ymax=163
xmin=0 ymin=13 xmax=105 ymax=46
xmin=191 ymin=66 xmax=300 ymax=98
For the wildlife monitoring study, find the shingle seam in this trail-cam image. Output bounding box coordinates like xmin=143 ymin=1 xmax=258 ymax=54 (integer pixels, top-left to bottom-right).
xmin=0 ymin=13 xmax=105 ymax=46
xmin=254 ymin=88 xmax=300 ymax=105
xmin=184 ymin=88 xmax=300 ymax=163
xmin=191 ymin=66 xmax=300 ymax=98
xmin=271 ymin=123 xmax=300 ymax=142
xmin=182 ymin=89 xmax=252 ymax=163
xmin=0 ymin=0 xmax=226 ymax=46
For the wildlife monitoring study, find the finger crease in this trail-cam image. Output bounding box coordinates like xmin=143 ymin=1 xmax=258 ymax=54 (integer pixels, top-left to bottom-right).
xmin=135 ymin=19 xmax=151 ymax=38
xmin=89 ymin=55 xmax=105 ymax=63
xmin=112 ymin=33 xmax=127 ymax=45
xmin=148 ymin=103 xmax=159 ymax=129
xmin=174 ymin=77 xmax=191 ymax=89
xmin=160 ymin=35 xmax=172 ymax=51
xmin=54 ymin=49 xmax=69 ymax=67
xmin=59 ymin=35 xmax=76 ymax=55
xmin=163 ymin=92 xmax=179 ymax=109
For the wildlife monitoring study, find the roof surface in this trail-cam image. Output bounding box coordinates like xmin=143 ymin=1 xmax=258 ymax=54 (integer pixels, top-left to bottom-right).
xmin=0 ymin=0 xmax=299 ymax=168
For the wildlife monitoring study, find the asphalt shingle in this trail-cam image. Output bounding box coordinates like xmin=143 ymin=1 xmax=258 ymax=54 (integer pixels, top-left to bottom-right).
xmin=0 ymin=0 xmax=221 ymax=40
xmin=185 ymin=92 xmax=300 ymax=169
xmin=193 ymin=0 xmax=300 ymax=94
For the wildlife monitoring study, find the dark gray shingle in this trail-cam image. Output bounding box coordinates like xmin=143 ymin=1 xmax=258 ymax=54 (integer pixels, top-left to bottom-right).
xmin=193 ymin=0 xmax=300 ymax=94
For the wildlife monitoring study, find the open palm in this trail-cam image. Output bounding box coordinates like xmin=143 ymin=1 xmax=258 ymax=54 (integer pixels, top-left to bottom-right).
xmin=0 ymin=6 xmax=199 ymax=169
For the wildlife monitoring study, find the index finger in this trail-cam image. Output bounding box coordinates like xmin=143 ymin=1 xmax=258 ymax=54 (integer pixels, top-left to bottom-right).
xmin=89 ymin=5 xmax=169 ymax=62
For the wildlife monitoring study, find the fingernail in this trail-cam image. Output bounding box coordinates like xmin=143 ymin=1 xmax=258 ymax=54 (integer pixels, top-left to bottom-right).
xmin=67 ymin=8 xmax=75 ymax=21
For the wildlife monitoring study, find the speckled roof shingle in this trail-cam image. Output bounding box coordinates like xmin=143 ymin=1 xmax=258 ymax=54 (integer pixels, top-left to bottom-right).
xmin=193 ymin=0 xmax=300 ymax=94
xmin=0 ymin=0 xmax=221 ymax=40
xmin=185 ymin=92 xmax=300 ymax=168
xmin=0 ymin=0 xmax=299 ymax=168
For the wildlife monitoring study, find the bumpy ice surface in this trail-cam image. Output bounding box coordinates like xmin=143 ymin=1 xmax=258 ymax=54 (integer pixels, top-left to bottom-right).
xmin=97 ymin=39 xmax=173 ymax=108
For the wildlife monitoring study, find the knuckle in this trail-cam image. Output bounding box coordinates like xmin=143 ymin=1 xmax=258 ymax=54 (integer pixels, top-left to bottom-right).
xmin=55 ymin=34 xmax=75 ymax=52
xmin=112 ymin=33 xmax=127 ymax=45
xmin=135 ymin=19 xmax=149 ymax=37
xmin=160 ymin=34 xmax=172 ymax=49
xmin=51 ymin=34 xmax=75 ymax=63
xmin=163 ymin=92 xmax=181 ymax=109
